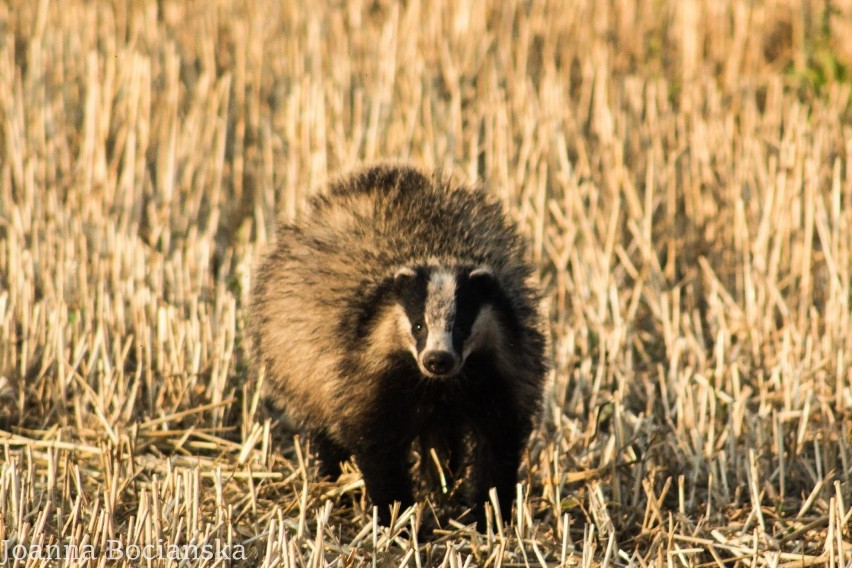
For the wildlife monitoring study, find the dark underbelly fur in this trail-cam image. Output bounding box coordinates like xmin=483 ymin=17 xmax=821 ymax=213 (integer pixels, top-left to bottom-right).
xmin=309 ymin=354 xmax=533 ymax=530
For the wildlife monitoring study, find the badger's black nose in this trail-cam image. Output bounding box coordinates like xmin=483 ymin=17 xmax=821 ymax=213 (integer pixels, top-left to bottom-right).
xmin=422 ymin=350 xmax=456 ymax=375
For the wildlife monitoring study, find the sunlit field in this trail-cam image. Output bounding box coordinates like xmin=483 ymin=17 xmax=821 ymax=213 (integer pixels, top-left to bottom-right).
xmin=1 ymin=0 xmax=851 ymax=565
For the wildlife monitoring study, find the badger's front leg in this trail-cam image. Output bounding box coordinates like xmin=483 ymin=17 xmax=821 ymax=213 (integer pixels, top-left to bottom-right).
xmin=354 ymin=443 xmax=414 ymax=526
xmin=470 ymin=426 xmax=525 ymax=529
xmin=343 ymin=370 xmax=422 ymax=526
xmin=466 ymin=383 xmax=532 ymax=531
xmin=310 ymin=430 xmax=351 ymax=479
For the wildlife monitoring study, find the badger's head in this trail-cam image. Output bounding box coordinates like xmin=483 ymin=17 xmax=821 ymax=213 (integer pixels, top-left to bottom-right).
xmin=390 ymin=264 xmax=505 ymax=379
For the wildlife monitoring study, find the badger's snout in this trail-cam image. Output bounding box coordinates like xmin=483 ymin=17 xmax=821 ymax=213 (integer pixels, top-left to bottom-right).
xmin=421 ymin=350 xmax=458 ymax=376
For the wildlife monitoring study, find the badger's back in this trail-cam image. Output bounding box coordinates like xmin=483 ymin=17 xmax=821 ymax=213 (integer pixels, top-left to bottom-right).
xmin=250 ymin=163 xmax=544 ymax=434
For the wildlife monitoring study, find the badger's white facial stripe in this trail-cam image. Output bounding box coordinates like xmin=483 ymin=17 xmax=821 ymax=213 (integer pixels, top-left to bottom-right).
xmin=424 ymin=270 xmax=457 ymax=349
xmin=425 ymin=331 xmax=454 ymax=353
xmin=463 ymin=305 xmax=502 ymax=359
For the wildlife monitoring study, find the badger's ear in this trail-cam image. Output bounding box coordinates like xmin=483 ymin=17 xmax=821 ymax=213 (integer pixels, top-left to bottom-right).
xmin=469 ymin=266 xmax=493 ymax=280
xmin=468 ymin=266 xmax=497 ymax=296
xmin=394 ymin=266 xmax=417 ymax=280
xmin=393 ymin=267 xmax=417 ymax=290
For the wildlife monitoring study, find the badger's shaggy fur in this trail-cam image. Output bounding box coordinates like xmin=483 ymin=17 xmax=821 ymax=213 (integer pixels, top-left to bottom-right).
xmin=250 ymin=164 xmax=547 ymax=528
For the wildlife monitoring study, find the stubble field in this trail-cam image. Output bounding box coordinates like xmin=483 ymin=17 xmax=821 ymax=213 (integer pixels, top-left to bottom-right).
xmin=1 ymin=0 xmax=851 ymax=565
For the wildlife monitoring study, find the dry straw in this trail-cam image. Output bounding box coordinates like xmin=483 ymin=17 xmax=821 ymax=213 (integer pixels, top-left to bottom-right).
xmin=1 ymin=0 xmax=851 ymax=565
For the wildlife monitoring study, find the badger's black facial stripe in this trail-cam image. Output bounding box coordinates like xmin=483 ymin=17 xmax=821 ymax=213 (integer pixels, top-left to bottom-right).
xmin=395 ymin=268 xmax=429 ymax=350
xmin=452 ymin=269 xmax=493 ymax=353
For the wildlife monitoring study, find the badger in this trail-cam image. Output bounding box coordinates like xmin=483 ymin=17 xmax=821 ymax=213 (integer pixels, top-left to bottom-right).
xmin=250 ymin=163 xmax=548 ymax=528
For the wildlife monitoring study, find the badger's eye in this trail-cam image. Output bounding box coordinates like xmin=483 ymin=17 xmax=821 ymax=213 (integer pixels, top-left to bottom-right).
xmin=413 ymin=321 xmax=424 ymax=332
